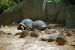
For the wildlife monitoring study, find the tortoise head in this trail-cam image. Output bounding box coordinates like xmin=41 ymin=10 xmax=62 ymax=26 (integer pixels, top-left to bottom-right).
xmin=17 ymin=24 xmax=27 ymax=30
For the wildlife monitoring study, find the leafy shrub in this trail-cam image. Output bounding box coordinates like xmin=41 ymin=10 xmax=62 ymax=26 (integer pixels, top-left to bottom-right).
xmin=0 ymin=0 xmax=16 ymax=13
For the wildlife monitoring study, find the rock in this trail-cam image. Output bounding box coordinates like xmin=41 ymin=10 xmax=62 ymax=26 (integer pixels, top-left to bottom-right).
xmin=19 ymin=30 xmax=29 ymax=38
xmin=15 ymin=32 xmax=21 ymax=35
xmin=0 ymin=31 xmax=6 ymax=35
xmin=7 ymin=33 xmax=11 ymax=35
xmin=56 ymin=33 xmax=67 ymax=45
xmin=41 ymin=38 xmax=48 ymax=41
xmin=30 ymin=30 xmax=39 ymax=38
xmin=69 ymin=29 xmax=75 ymax=34
xmin=48 ymin=34 xmax=58 ymax=42
xmin=71 ymin=41 xmax=75 ymax=46
xmin=65 ymin=30 xmax=72 ymax=36
xmin=48 ymin=24 xmax=63 ymax=28
xmin=44 ymin=29 xmax=57 ymax=34
xmin=47 ymin=36 xmax=55 ymax=42
xmin=66 ymin=33 xmax=72 ymax=36
xmin=41 ymin=34 xmax=57 ymax=42
xmin=44 ymin=28 xmax=52 ymax=34
xmin=41 ymin=35 xmax=50 ymax=41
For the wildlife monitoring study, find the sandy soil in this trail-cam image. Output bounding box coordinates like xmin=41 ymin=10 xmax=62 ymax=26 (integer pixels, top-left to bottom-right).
xmin=0 ymin=25 xmax=75 ymax=50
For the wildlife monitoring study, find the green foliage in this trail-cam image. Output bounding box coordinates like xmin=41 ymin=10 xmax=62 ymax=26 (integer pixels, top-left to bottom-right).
xmin=0 ymin=0 xmax=16 ymax=13
xmin=49 ymin=0 xmax=63 ymax=4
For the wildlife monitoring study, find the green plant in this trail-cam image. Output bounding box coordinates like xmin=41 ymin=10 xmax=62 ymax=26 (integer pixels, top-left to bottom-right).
xmin=0 ymin=0 xmax=16 ymax=13
xmin=50 ymin=0 xmax=63 ymax=4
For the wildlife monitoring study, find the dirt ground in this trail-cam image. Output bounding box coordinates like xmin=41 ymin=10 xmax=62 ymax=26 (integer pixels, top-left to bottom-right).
xmin=0 ymin=25 xmax=75 ymax=50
